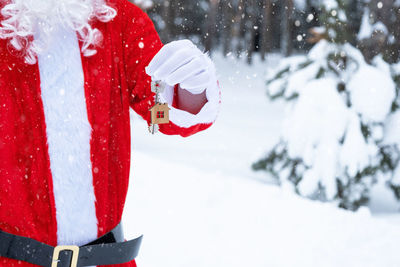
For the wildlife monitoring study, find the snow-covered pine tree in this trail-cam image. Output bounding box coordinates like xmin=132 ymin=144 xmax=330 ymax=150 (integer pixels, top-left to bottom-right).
xmin=356 ymin=3 xmax=400 ymax=201
xmin=253 ymin=0 xmax=400 ymax=210
xmin=385 ymin=54 xmax=400 ymax=201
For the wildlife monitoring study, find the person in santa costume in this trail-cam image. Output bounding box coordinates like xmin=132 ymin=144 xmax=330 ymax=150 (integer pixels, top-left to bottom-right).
xmin=0 ymin=0 xmax=220 ymax=266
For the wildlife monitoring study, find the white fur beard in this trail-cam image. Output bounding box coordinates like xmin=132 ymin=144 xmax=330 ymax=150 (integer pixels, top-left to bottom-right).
xmin=0 ymin=0 xmax=116 ymax=64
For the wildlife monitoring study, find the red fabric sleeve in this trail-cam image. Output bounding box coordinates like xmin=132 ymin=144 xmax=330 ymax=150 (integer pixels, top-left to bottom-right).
xmin=121 ymin=1 xmax=214 ymax=137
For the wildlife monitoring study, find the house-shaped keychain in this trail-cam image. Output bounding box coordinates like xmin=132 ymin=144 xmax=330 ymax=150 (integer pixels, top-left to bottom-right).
xmin=149 ymin=103 xmax=170 ymax=125
xmin=148 ymin=80 xmax=171 ymax=134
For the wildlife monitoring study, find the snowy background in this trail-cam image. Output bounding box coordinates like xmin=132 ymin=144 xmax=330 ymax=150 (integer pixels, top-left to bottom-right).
xmin=122 ymin=54 xmax=400 ymax=267
xmin=123 ymin=0 xmax=400 ymax=266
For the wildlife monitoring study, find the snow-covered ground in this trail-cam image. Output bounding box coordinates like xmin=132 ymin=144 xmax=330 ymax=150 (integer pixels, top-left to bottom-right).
xmin=122 ymin=54 xmax=400 ymax=267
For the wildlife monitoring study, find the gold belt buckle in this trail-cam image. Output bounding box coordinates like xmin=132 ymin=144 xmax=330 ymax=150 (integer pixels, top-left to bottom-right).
xmin=51 ymin=245 xmax=80 ymax=267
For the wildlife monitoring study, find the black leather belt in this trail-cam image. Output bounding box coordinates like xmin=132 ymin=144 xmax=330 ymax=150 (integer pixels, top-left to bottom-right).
xmin=0 ymin=223 xmax=142 ymax=267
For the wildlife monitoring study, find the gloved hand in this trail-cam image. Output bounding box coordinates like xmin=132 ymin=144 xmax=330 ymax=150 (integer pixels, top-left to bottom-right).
xmin=146 ymin=40 xmax=216 ymax=95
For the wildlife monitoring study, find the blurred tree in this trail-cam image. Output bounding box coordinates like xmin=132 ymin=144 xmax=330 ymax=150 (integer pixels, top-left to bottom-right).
xmin=360 ymin=0 xmax=400 ymax=64
xmin=143 ymin=0 xmax=400 ymax=65
xmin=247 ymin=0 xmax=258 ymax=64
xmin=235 ymin=0 xmax=247 ymax=58
xmin=160 ymin=1 xmax=172 ymax=43
xmin=221 ymin=1 xmax=234 ymax=56
xmin=205 ymin=0 xmax=220 ymax=53
xmin=144 ymin=0 xmax=327 ymax=63
xmin=281 ymin=0 xmax=294 ymax=56
xmin=346 ymin=0 xmax=363 ymax=44
xmin=260 ymin=0 xmax=273 ymax=61
xmin=253 ymin=0 xmax=400 ymax=210
xmin=147 ymin=0 xmax=207 ymax=45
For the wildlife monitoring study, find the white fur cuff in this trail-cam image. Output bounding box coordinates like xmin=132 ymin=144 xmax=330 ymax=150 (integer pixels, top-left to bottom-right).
xmin=160 ymin=67 xmax=220 ymax=129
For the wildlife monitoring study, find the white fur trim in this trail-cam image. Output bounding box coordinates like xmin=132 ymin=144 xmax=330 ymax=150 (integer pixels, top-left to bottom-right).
xmin=160 ymin=55 xmax=221 ymax=128
xmin=36 ymin=24 xmax=98 ymax=246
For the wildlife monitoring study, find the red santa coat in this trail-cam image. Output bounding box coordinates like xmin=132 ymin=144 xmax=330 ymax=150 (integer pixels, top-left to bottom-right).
xmin=0 ymin=0 xmax=220 ymax=266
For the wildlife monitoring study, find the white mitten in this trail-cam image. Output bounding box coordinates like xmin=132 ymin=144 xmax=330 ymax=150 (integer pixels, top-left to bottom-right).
xmin=146 ymin=40 xmax=216 ymax=95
